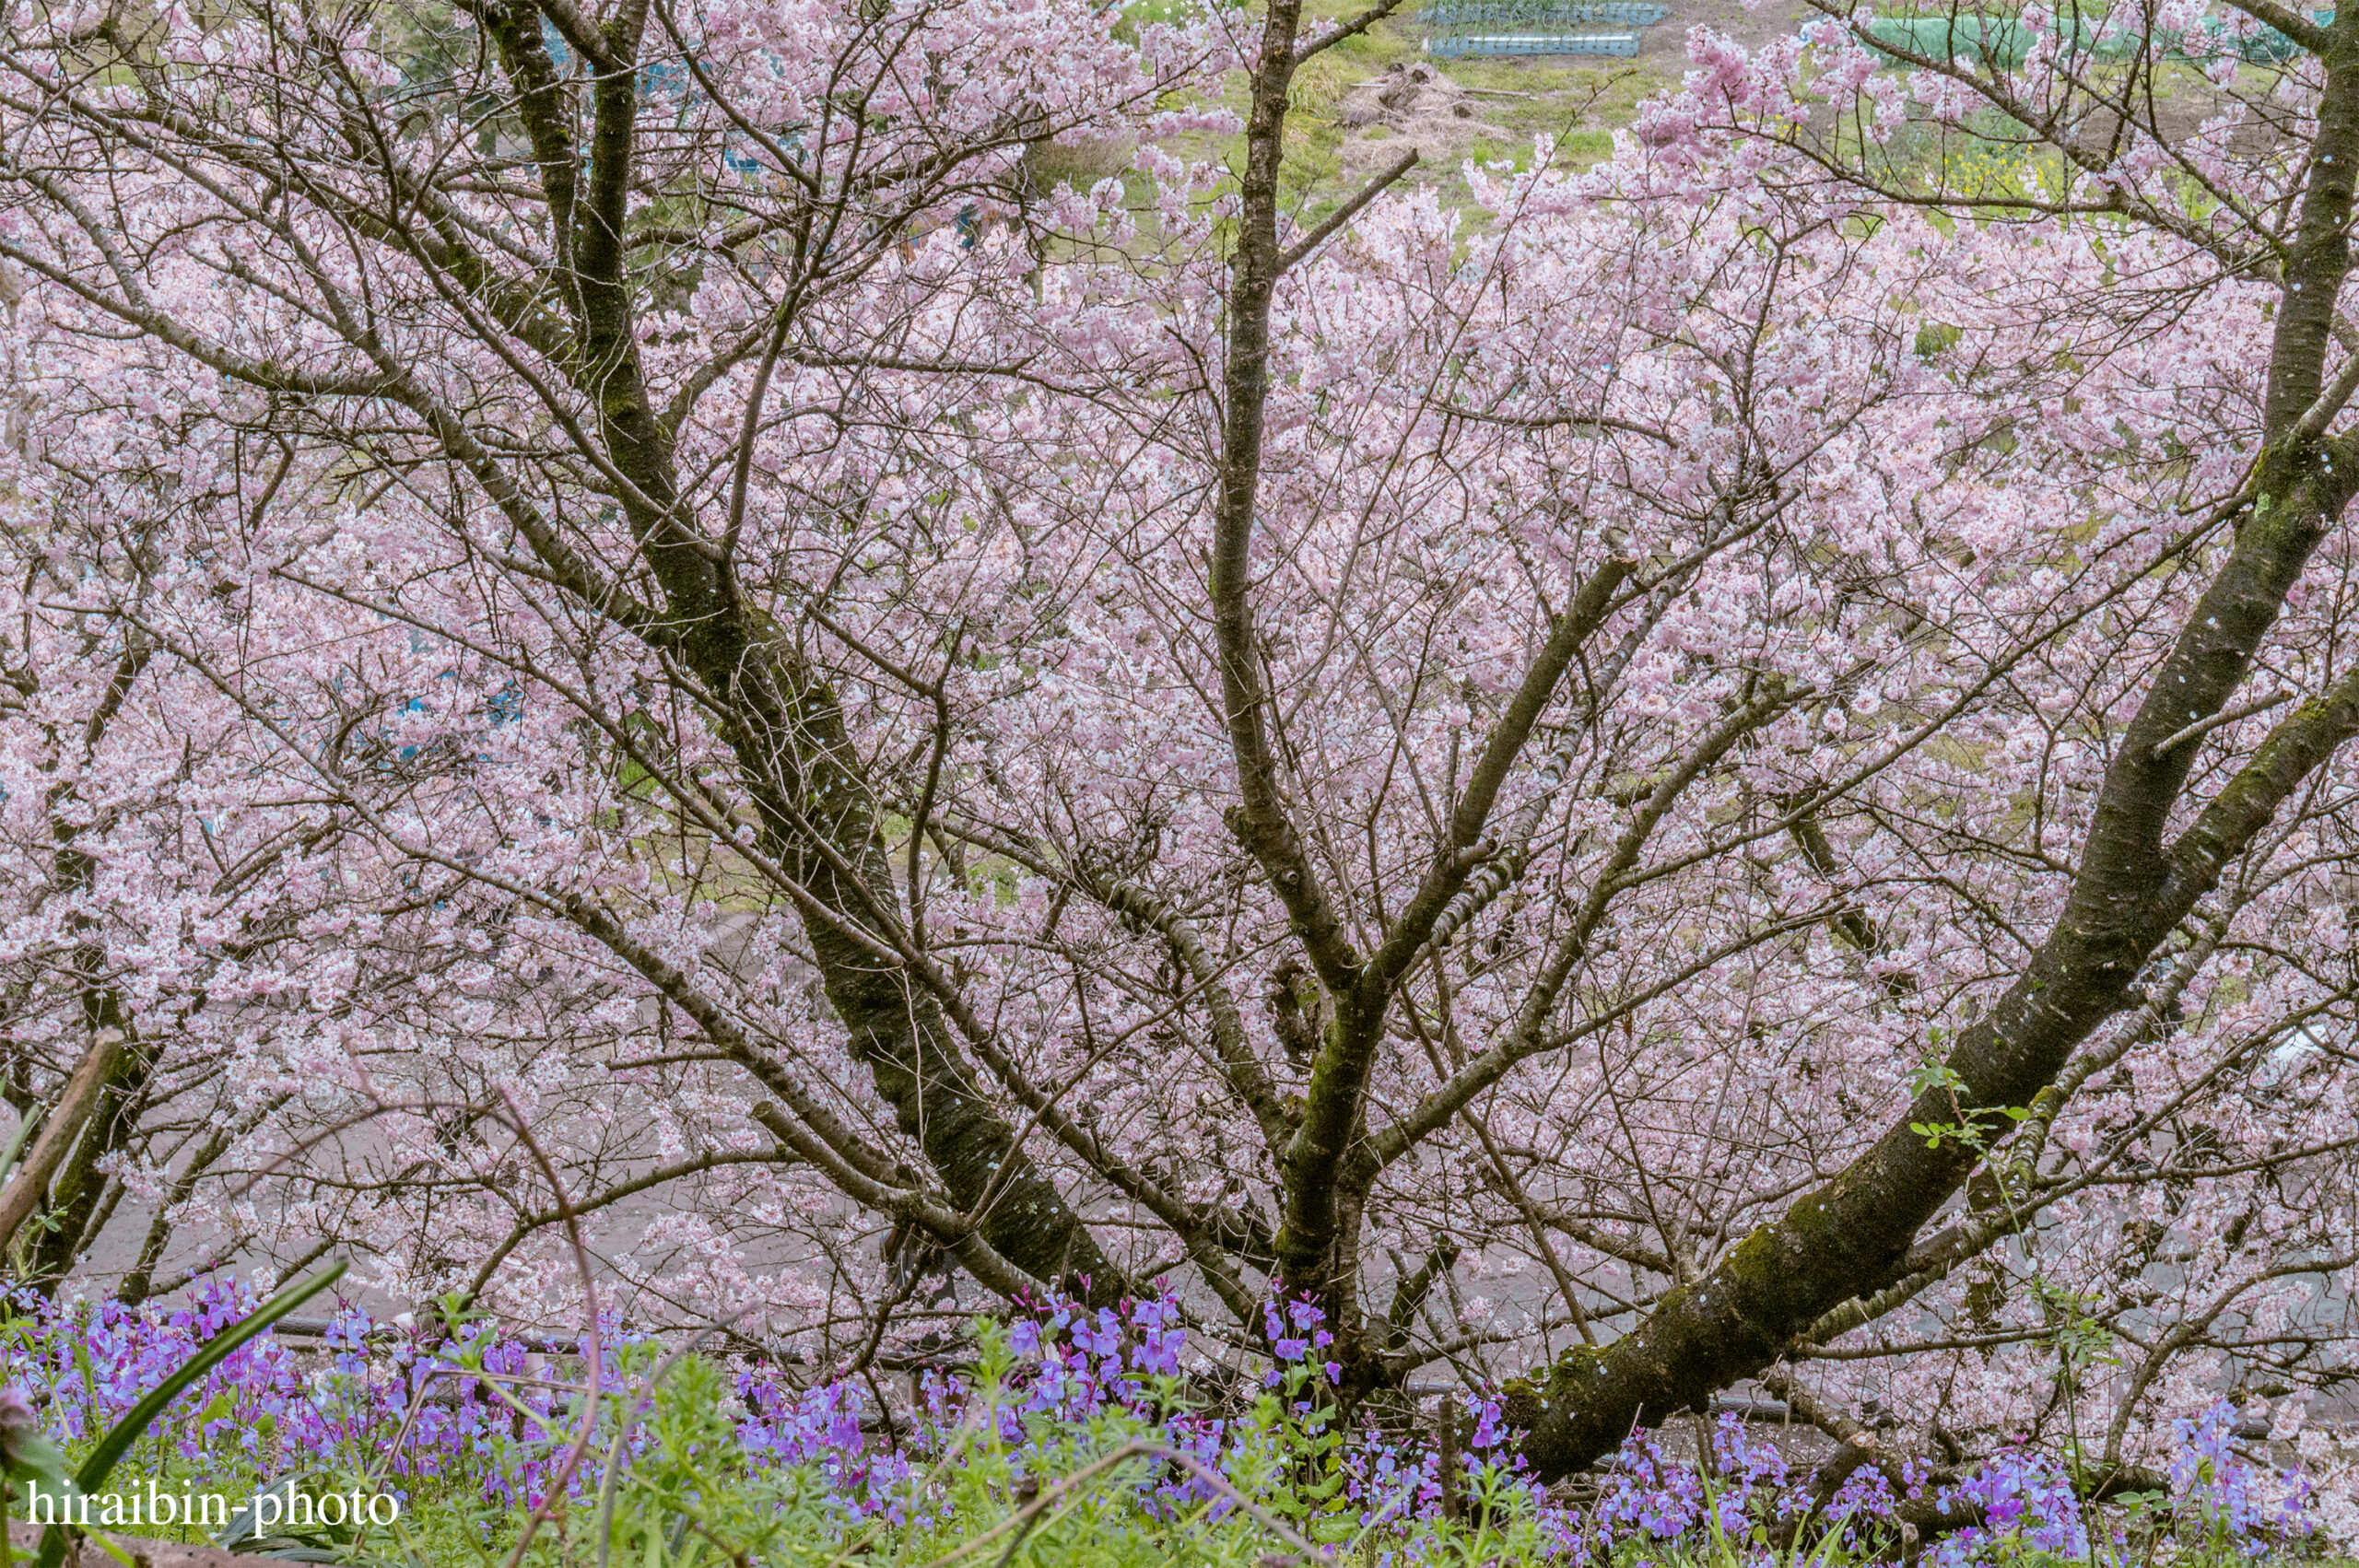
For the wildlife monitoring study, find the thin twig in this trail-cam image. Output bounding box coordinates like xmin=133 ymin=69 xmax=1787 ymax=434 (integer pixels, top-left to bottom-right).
xmin=1278 ymin=152 xmax=1419 ymax=274
xmin=493 ymin=1090 xmax=605 ymax=1568
xmin=2152 ymin=688 xmax=2292 ymax=757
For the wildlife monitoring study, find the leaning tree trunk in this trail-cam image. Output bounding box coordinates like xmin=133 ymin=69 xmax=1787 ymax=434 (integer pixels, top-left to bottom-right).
xmin=1502 ymin=31 xmax=2359 ymax=1480
xmin=478 ymin=1 xmax=1121 ymax=1303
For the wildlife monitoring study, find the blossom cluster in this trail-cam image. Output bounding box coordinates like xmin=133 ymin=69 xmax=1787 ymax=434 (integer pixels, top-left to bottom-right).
xmin=2 ymin=0 xmax=2356 ymax=1494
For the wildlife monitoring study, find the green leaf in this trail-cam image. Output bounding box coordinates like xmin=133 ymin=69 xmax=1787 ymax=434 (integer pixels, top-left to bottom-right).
xmin=72 ymin=1340 xmax=98 ymax=1420
xmin=0 ymin=1110 xmax=41 ymax=1192
xmin=81 ymin=1529 xmax=139 ymax=1568
xmin=3 ymin=1431 xmax=70 ymax=1490
xmin=193 ymin=1387 xmax=235 ymax=1431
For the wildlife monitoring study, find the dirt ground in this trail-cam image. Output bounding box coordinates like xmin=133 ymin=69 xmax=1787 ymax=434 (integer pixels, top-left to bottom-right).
xmin=1652 ymin=0 xmax=1820 ymax=53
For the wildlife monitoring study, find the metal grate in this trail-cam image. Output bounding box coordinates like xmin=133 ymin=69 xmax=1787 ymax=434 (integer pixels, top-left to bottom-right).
xmin=1420 ymin=0 xmax=1668 ymax=56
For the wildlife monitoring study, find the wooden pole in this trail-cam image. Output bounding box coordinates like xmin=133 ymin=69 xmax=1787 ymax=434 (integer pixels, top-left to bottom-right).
xmin=0 ymin=1030 xmax=126 ymax=1256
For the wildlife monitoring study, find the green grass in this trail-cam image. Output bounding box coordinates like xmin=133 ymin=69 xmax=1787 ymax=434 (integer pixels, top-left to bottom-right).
xmin=1102 ymin=0 xmax=1678 ymax=219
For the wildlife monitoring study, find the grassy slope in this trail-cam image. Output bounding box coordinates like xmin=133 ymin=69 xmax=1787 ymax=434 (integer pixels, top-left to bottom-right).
xmin=1131 ymin=2 xmax=1680 ymax=217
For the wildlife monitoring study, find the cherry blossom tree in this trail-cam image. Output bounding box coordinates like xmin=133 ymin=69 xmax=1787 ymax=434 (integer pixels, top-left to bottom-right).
xmin=0 ymin=0 xmax=2354 ymax=1501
